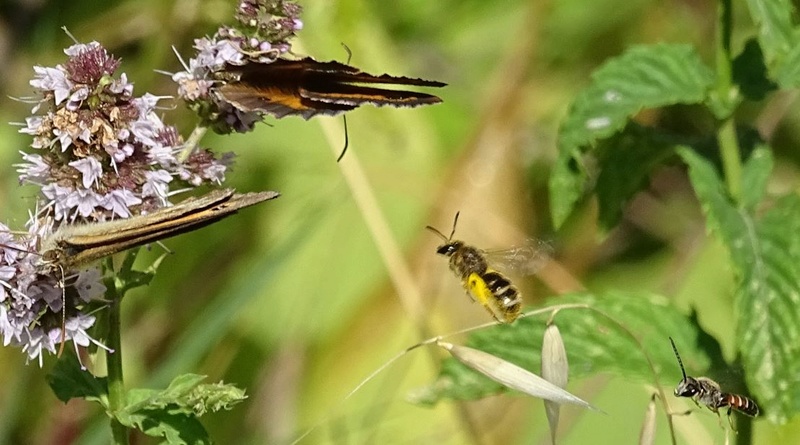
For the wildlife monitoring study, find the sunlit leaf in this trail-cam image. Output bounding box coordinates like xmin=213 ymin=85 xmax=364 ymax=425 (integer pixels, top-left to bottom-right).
xmin=679 ymin=147 xmax=800 ymax=423
xmin=114 ymin=374 xmax=246 ymax=443
xmin=740 ymin=145 xmax=774 ymax=210
xmin=551 ymin=43 xmax=713 ymax=227
xmin=742 ymin=0 xmax=800 ymax=87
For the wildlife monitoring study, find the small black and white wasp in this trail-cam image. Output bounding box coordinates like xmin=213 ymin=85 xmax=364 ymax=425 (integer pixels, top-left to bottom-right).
xmin=669 ymin=337 xmax=759 ymax=426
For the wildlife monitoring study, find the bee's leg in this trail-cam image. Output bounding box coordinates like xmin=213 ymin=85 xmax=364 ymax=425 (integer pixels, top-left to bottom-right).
xmin=726 ymin=408 xmax=737 ymax=433
xmin=706 ymin=405 xmax=725 ymax=431
xmin=461 ymin=278 xmax=478 ymax=303
xmin=482 ymin=305 xmax=502 ymax=323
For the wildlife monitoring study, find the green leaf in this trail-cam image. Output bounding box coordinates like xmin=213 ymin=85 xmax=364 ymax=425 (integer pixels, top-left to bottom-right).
xmin=743 ymin=0 xmax=800 ymax=87
xmin=115 ymin=374 xmax=246 ymax=444
xmin=740 ymin=145 xmax=774 ymax=210
xmin=417 ymin=292 xmax=706 ymax=404
xmin=550 ymin=44 xmax=714 ymax=227
xmin=594 ymin=127 xmax=678 ymax=228
xmin=118 ymin=408 xmax=210 ymax=445
xmin=739 ymin=196 xmax=800 ymax=423
xmin=46 ymin=352 xmax=108 ymax=405
xmin=772 ymin=40 xmax=800 ymax=88
xmin=122 ymin=374 xmax=246 ymax=417
xmin=679 ymin=147 xmax=800 ymax=423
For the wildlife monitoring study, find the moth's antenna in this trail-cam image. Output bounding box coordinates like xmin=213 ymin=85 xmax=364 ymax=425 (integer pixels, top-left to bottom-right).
xmin=449 ymin=211 xmax=460 ymax=241
xmin=669 ymin=337 xmax=687 ymax=381
xmin=336 ymin=116 xmax=349 ymax=162
xmin=336 ymin=42 xmax=354 ymax=163
xmin=341 ymin=42 xmax=353 ymax=64
xmin=57 ymin=265 xmax=67 ymax=358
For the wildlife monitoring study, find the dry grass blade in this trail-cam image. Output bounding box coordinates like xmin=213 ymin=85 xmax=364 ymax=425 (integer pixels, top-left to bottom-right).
xmin=437 ymin=340 xmax=598 ymax=411
xmin=542 ymin=323 xmax=568 ymax=444
xmin=639 ymin=395 xmax=657 ymax=445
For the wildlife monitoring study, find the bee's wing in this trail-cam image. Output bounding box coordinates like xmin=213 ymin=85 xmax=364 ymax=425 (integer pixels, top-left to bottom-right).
xmin=483 ymin=239 xmax=553 ymax=276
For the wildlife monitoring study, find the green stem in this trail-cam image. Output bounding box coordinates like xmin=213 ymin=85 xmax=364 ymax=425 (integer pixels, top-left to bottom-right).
xmin=104 ymin=258 xmax=128 ymax=445
xmin=736 ymin=413 xmax=753 ymax=445
xmin=718 ymin=119 xmax=742 ymax=201
xmin=716 ymin=4 xmax=750 ymax=444
xmin=715 ymin=0 xmax=742 ymax=203
xmin=715 ymin=0 xmax=732 ymax=93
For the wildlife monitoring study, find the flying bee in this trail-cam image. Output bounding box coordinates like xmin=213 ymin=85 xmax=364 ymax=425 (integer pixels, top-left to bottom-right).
xmin=426 ymin=212 xmax=550 ymax=323
xmin=669 ymin=337 xmax=759 ymax=426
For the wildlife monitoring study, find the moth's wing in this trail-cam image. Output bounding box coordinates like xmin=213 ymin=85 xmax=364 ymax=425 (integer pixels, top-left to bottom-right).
xmin=218 ymin=57 xmax=443 ymax=118
xmin=296 ymin=58 xmax=446 ymax=87
xmin=299 ymin=58 xmax=444 ymax=108
xmin=47 ymin=190 xmax=279 ymax=269
xmin=52 ymin=189 xmax=236 ymax=243
xmin=298 ymin=82 xmax=443 ymax=108
xmin=218 ymin=83 xmax=357 ymax=119
xmin=483 ymin=239 xmax=553 ymax=276
xmin=81 ymin=190 xmax=279 ymax=246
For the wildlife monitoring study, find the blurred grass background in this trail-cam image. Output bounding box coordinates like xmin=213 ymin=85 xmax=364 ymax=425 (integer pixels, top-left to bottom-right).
xmin=0 ymin=0 xmax=798 ymax=444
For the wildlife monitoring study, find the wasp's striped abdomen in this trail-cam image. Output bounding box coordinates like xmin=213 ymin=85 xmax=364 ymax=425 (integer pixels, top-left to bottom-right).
xmin=720 ymin=393 xmax=759 ymax=417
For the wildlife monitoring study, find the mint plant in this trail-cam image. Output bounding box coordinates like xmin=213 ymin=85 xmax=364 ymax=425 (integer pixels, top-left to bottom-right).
xmin=425 ymin=1 xmax=800 ymax=443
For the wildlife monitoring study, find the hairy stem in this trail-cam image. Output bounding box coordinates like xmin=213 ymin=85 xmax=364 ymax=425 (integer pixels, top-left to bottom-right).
xmin=105 ymin=257 xmax=128 ymax=445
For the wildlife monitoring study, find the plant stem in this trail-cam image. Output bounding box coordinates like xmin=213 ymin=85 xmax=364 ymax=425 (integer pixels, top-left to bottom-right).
xmin=736 ymin=413 xmax=753 ymax=445
xmin=717 ymin=3 xmax=750 ymax=444
xmin=718 ymin=119 xmax=742 ymax=202
xmin=105 ymin=257 xmax=128 ymax=445
xmin=715 ymin=0 xmax=743 ymax=202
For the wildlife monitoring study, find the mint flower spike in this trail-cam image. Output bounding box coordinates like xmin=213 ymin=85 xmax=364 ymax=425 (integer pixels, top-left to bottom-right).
xmin=171 ymin=0 xmax=303 ymax=133
xmin=5 ymin=37 xmax=237 ymax=365
xmin=0 ymin=219 xmax=108 ymax=367
xmin=21 ymin=39 xmax=233 ymax=223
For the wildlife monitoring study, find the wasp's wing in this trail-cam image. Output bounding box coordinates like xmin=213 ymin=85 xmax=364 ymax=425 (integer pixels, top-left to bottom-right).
xmin=483 ymin=239 xmax=553 ymax=276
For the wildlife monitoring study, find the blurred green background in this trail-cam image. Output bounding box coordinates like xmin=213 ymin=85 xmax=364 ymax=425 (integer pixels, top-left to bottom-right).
xmin=0 ymin=0 xmax=798 ymax=444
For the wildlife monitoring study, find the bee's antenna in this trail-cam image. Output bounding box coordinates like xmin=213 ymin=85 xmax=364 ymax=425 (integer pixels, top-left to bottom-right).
xmin=425 ymin=225 xmax=449 ymax=242
xmin=426 ymin=211 xmax=461 ymax=243
xmin=669 ymin=337 xmax=688 ymax=381
xmin=449 ymin=212 xmax=460 ymax=241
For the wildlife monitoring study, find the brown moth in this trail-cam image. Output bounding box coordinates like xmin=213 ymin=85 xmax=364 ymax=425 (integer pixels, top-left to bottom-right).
xmin=38 ymin=188 xmax=279 ymax=272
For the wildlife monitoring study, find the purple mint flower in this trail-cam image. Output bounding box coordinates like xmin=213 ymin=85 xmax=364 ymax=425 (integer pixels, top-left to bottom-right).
xmin=69 ymin=157 xmax=103 ymax=188
xmin=30 ymin=66 xmax=72 ymax=105
xmin=102 ymin=188 xmax=142 ymax=219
